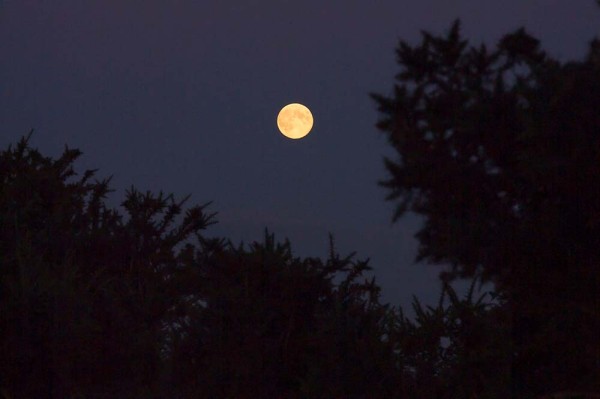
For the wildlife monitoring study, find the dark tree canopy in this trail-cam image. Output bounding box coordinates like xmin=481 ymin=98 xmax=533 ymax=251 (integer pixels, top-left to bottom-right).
xmin=0 ymin=133 xmax=215 ymax=397
xmin=0 ymin=134 xmax=406 ymax=398
xmin=169 ymin=233 xmax=402 ymax=398
xmin=373 ymin=20 xmax=600 ymax=395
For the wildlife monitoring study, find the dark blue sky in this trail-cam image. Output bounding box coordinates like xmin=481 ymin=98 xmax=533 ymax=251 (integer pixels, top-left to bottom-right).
xmin=1 ymin=1 xmax=598 ymax=309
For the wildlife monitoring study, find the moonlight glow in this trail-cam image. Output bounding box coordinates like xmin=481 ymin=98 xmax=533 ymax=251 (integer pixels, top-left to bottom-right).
xmin=277 ymin=103 xmax=313 ymax=139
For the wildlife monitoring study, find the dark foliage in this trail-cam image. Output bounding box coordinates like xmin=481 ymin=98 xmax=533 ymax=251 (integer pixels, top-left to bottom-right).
xmin=0 ymin=134 xmax=518 ymax=397
xmin=169 ymin=233 xmax=403 ymax=398
xmin=373 ymin=19 xmax=600 ymax=396
xmin=0 ymin=135 xmax=405 ymax=398
xmin=391 ymin=279 xmax=513 ymax=399
xmin=0 ymin=134 xmax=214 ymax=398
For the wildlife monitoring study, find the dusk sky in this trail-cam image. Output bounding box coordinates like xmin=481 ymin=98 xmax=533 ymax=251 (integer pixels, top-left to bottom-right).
xmin=1 ymin=1 xmax=598 ymax=309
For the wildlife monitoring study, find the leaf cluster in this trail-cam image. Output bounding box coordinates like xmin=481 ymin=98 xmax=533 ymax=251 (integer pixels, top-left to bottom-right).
xmin=372 ymin=19 xmax=600 ymax=396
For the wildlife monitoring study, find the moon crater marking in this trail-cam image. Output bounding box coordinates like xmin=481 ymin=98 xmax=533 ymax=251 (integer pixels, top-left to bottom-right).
xmin=277 ymin=103 xmax=313 ymax=139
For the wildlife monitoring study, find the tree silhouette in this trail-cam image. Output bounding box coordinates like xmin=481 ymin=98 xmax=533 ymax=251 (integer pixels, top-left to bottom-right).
xmin=389 ymin=278 xmax=513 ymax=399
xmin=169 ymin=232 xmax=403 ymax=398
xmin=0 ymin=135 xmax=406 ymax=398
xmin=372 ymin=20 xmax=600 ymax=396
xmin=0 ymin=133 xmax=214 ymax=397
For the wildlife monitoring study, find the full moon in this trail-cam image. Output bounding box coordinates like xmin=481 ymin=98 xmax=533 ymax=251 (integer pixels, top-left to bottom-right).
xmin=277 ymin=103 xmax=313 ymax=139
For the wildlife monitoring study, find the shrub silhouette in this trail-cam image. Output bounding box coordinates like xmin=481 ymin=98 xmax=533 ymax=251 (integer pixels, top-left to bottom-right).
xmin=0 ymin=135 xmax=403 ymax=398
xmin=0 ymin=133 xmax=214 ymax=397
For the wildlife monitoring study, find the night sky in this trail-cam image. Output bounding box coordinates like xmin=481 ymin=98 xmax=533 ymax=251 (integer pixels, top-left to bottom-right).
xmin=1 ymin=1 xmax=598 ymax=309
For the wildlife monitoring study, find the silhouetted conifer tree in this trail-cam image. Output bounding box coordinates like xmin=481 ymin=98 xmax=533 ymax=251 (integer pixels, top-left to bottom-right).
xmin=373 ymin=19 xmax=600 ymax=396
xmin=389 ymin=278 xmax=512 ymax=399
xmin=0 ymin=133 xmax=214 ymax=398
xmin=169 ymin=232 xmax=403 ymax=398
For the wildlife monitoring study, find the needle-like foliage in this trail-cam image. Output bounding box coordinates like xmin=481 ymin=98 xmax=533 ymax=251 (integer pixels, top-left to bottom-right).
xmin=373 ymin=18 xmax=600 ymax=396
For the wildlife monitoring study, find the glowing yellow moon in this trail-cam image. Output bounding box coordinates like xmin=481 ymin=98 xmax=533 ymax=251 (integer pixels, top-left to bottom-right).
xmin=277 ymin=103 xmax=313 ymax=139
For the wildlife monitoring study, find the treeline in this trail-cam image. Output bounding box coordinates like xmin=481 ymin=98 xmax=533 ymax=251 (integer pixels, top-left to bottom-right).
xmin=0 ymin=136 xmax=507 ymax=398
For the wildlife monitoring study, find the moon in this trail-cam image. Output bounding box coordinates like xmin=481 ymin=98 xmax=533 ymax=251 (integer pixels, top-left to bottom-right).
xmin=277 ymin=103 xmax=313 ymax=139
